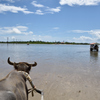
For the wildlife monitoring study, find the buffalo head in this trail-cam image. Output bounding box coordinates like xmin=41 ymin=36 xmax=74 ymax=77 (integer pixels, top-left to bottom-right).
xmin=8 ymin=57 xmax=37 ymax=74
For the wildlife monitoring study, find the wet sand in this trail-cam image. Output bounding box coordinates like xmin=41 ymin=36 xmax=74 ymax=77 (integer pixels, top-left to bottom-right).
xmin=27 ymin=63 xmax=100 ymax=100
xmin=28 ymin=73 xmax=100 ymax=100
xmin=0 ymin=60 xmax=100 ymax=100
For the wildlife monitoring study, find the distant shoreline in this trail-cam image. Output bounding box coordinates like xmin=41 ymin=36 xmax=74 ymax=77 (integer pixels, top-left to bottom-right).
xmin=0 ymin=41 xmax=90 ymax=45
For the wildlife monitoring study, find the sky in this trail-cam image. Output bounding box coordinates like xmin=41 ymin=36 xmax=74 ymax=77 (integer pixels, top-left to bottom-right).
xmin=0 ymin=0 xmax=100 ymax=43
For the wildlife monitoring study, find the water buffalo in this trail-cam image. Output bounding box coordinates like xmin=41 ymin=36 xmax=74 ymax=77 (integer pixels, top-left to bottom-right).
xmin=0 ymin=57 xmax=37 ymax=100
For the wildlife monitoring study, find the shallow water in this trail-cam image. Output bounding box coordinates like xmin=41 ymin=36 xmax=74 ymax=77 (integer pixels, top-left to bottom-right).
xmin=0 ymin=44 xmax=100 ymax=100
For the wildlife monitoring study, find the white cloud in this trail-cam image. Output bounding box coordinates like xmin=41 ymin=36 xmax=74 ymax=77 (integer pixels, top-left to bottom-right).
xmin=1 ymin=0 xmax=15 ymax=3
xmin=46 ymin=7 xmax=61 ymax=14
xmin=31 ymin=1 xmax=61 ymax=15
xmin=0 ymin=4 xmax=33 ymax=14
xmin=11 ymin=28 xmax=21 ymax=34
xmin=29 ymin=31 xmax=33 ymax=34
xmin=0 ymin=1 xmax=61 ymax=15
xmin=53 ymin=27 xmax=59 ymax=30
xmin=31 ymin=1 xmax=44 ymax=7
xmin=16 ymin=26 xmax=28 ymax=31
xmin=71 ymin=29 xmax=100 ymax=42
xmin=72 ymin=29 xmax=100 ymax=38
xmin=89 ymin=29 xmax=100 ymax=38
xmin=71 ymin=30 xmax=90 ymax=33
xmin=73 ymin=36 xmax=93 ymax=41
xmin=59 ymin=0 xmax=100 ymax=6
xmin=0 ymin=0 xmax=15 ymax=3
xmin=35 ymin=10 xmax=44 ymax=15
xmin=0 ymin=26 xmax=33 ymax=35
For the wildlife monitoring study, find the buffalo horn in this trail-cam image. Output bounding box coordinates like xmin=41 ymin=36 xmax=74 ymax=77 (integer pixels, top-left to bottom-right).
xmin=8 ymin=57 xmax=14 ymax=65
xmin=31 ymin=62 xmax=37 ymax=67
xmin=28 ymin=62 xmax=37 ymax=67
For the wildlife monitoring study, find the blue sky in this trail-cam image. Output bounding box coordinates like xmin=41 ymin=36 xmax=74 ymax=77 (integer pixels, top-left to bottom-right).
xmin=0 ymin=0 xmax=100 ymax=43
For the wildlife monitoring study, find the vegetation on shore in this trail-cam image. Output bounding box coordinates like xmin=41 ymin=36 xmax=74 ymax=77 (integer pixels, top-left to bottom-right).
xmin=0 ymin=40 xmax=90 ymax=45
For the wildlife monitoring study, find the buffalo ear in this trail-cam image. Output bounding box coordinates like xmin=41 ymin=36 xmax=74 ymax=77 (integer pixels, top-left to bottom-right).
xmin=27 ymin=66 xmax=32 ymax=71
xmin=24 ymin=63 xmax=32 ymax=71
xmin=14 ymin=63 xmax=18 ymax=70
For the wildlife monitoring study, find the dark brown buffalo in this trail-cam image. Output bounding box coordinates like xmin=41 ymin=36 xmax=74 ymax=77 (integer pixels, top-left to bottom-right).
xmin=0 ymin=57 xmax=37 ymax=100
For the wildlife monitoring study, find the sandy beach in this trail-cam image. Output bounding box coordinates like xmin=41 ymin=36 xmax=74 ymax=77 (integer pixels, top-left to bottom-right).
xmin=0 ymin=61 xmax=100 ymax=100
xmin=28 ymin=63 xmax=100 ymax=100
